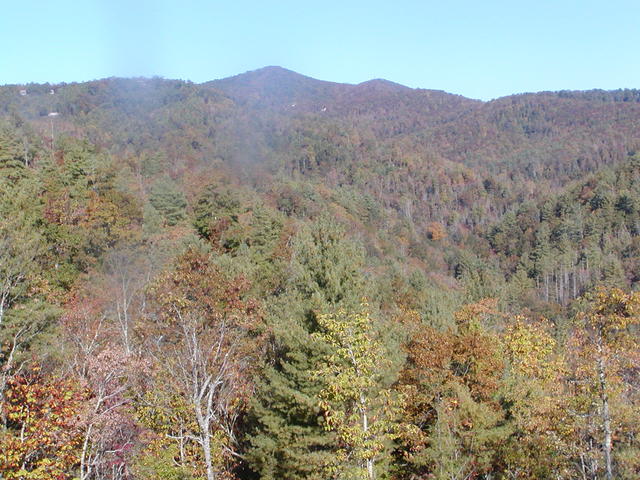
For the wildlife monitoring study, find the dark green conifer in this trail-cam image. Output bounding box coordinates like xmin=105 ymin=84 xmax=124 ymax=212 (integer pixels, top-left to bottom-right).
xmin=247 ymin=215 xmax=366 ymax=480
xmin=149 ymin=176 xmax=187 ymax=226
xmin=0 ymin=124 xmax=26 ymax=181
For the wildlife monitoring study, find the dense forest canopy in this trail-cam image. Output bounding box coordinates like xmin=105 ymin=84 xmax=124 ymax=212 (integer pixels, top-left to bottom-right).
xmin=1 ymin=67 xmax=640 ymax=480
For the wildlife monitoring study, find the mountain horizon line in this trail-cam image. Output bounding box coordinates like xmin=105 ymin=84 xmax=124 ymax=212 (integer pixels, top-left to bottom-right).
xmin=4 ymin=65 xmax=640 ymax=103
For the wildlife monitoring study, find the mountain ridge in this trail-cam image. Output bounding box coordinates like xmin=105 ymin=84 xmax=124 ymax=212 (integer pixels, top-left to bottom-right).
xmin=3 ymin=67 xmax=640 ymax=184
xmin=7 ymin=65 xmax=639 ymax=104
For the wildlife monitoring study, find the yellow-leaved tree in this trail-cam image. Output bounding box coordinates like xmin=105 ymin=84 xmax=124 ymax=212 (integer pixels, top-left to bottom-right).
xmin=312 ymin=304 xmax=399 ymax=480
xmin=501 ymin=317 xmax=573 ymax=478
xmin=567 ymin=288 xmax=640 ymax=480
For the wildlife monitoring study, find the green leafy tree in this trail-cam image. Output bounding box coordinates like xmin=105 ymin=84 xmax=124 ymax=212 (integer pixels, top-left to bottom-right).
xmin=313 ymin=305 xmax=398 ymax=480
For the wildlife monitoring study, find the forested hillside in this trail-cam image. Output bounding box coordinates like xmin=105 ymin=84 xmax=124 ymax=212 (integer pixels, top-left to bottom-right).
xmin=1 ymin=67 xmax=640 ymax=480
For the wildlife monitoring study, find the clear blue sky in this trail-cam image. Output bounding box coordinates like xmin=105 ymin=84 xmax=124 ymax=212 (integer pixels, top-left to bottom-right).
xmin=1 ymin=0 xmax=639 ymax=100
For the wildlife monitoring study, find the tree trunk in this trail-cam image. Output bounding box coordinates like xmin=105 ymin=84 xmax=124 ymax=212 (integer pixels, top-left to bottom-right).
xmin=202 ymin=430 xmax=216 ymax=480
xmin=196 ymin=407 xmax=216 ymax=480
xmin=361 ymin=393 xmax=374 ymax=480
xmin=80 ymin=423 xmax=93 ymax=480
xmin=596 ymin=333 xmax=613 ymax=480
xmin=544 ymin=274 xmax=549 ymax=301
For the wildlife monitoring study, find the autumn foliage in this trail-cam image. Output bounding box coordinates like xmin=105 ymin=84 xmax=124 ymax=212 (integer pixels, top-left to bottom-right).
xmin=0 ymin=372 xmax=87 ymax=480
xmin=2 ymin=70 xmax=640 ymax=480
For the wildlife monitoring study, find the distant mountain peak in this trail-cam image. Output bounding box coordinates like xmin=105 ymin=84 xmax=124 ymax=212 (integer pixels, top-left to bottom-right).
xmin=357 ymin=78 xmax=411 ymax=90
xmin=213 ymin=66 xmax=321 ymax=86
xmin=240 ymin=66 xmax=300 ymax=79
xmin=206 ymin=66 xmax=339 ymax=107
xmin=253 ymin=65 xmax=297 ymax=74
xmin=211 ymin=67 xmax=415 ymax=96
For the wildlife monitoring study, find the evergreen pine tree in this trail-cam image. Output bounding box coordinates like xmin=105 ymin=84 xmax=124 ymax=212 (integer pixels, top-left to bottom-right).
xmin=247 ymin=215 xmax=366 ymax=480
xmin=0 ymin=124 xmax=26 ymax=182
xmin=149 ymin=176 xmax=187 ymax=226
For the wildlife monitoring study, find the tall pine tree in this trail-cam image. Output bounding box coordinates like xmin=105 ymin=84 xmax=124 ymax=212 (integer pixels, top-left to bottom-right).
xmin=247 ymin=215 xmax=366 ymax=480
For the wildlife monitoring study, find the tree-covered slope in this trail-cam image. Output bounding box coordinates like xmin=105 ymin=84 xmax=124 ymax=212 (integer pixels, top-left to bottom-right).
xmin=2 ymin=68 xmax=640 ymax=480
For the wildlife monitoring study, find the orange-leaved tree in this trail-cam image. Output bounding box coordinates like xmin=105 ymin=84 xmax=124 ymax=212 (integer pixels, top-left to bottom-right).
xmin=0 ymin=371 xmax=88 ymax=480
xmin=398 ymin=299 xmax=508 ymax=480
xmin=144 ymin=248 xmax=267 ymax=480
